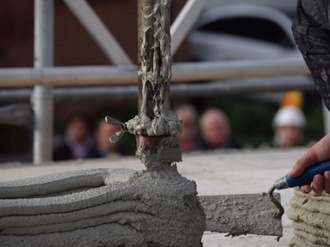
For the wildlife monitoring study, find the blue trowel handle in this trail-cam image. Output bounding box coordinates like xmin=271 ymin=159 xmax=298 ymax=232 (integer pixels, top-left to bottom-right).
xmin=274 ymin=160 xmax=330 ymax=190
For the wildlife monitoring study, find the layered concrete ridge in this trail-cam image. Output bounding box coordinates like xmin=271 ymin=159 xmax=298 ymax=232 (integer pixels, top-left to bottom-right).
xmin=0 ymin=166 xmax=206 ymax=247
xmin=288 ymin=189 xmax=330 ymax=247
xmin=0 ymin=148 xmax=306 ymax=246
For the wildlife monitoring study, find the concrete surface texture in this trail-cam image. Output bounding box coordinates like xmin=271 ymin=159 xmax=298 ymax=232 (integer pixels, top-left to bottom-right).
xmin=288 ymin=188 xmax=330 ymax=247
xmin=0 ymin=148 xmax=312 ymax=246
xmin=0 ymin=165 xmax=206 ymax=246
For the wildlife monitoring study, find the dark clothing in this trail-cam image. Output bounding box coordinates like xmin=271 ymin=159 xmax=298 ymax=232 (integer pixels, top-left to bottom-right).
xmin=292 ymin=0 xmax=330 ymax=109
xmin=53 ymin=136 xmax=96 ymax=161
xmin=86 ymin=145 xmax=128 ymax=158
xmin=179 ymin=139 xmax=207 ymax=153
xmin=199 ymin=139 xmax=242 ymax=150
xmin=53 ymin=140 xmax=72 ymax=161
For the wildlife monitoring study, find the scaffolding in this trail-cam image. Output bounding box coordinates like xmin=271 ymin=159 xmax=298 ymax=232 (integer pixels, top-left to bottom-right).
xmin=0 ymin=0 xmax=314 ymax=163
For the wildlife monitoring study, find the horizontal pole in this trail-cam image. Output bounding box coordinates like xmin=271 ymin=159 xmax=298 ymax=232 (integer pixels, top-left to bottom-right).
xmin=0 ymin=57 xmax=309 ymax=88
xmin=0 ymin=76 xmax=314 ymax=103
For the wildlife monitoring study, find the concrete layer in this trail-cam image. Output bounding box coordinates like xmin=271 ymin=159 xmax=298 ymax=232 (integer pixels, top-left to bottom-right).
xmin=288 ymin=189 xmax=330 ymax=247
xmin=200 ymin=193 xmax=283 ymax=237
xmin=0 ymin=165 xmax=205 ymax=246
xmin=0 ymin=148 xmax=306 ymax=246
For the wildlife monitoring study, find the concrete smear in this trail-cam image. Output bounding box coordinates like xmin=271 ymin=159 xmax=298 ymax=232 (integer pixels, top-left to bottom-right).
xmin=0 ymin=166 xmax=206 ymax=246
xmin=200 ymin=193 xmax=283 ymax=237
xmin=126 ymin=0 xmax=181 ymax=137
xmin=288 ymin=188 xmax=330 ymax=247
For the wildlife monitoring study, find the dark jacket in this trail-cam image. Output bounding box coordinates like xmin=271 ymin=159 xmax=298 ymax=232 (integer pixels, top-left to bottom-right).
xmin=292 ymin=0 xmax=330 ymax=109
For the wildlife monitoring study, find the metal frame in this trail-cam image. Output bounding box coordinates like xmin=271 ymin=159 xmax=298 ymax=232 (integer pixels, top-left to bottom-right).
xmin=33 ymin=0 xmax=54 ymax=163
xmin=0 ymin=57 xmax=309 ymax=88
xmin=0 ymin=0 xmax=316 ymax=163
xmin=0 ymin=76 xmax=315 ymax=104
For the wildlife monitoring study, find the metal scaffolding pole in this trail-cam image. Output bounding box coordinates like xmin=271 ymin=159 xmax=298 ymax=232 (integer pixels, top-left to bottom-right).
xmin=0 ymin=76 xmax=315 ymax=103
xmin=0 ymin=57 xmax=309 ymax=88
xmin=170 ymin=0 xmax=208 ymax=55
xmin=33 ymin=0 xmax=54 ymax=164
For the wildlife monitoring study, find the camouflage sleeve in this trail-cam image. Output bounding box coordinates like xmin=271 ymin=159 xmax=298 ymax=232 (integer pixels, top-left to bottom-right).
xmin=292 ymin=0 xmax=330 ymax=110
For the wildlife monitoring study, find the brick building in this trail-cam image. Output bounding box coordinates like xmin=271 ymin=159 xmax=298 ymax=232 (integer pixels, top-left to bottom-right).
xmin=0 ymin=0 xmax=188 ymax=68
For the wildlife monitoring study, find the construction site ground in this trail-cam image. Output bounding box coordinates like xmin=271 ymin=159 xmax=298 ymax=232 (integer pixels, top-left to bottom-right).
xmin=0 ymin=148 xmax=305 ymax=247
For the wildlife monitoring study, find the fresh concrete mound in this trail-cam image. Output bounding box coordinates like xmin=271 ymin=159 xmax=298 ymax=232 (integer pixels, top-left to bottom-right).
xmin=0 ymin=166 xmax=206 ymax=247
xmin=288 ymin=189 xmax=330 ymax=247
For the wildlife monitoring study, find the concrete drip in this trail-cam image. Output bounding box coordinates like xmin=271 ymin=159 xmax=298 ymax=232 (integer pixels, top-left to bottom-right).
xmin=125 ymin=0 xmax=181 ymax=137
xmin=135 ymin=135 xmax=182 ymax=170
xmin=288 ymin=188 xmax=330 ymax=247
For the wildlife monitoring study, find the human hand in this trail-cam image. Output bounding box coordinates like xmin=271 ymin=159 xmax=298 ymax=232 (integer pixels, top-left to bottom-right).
xmin=287 ymin=134 xmax=330 ymax=194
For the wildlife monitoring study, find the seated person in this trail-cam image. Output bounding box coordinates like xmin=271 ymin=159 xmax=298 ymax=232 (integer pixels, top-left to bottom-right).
xmin=199 ymin=108 xmax=241 ymax=150
xmin=53 ymin=114 xmax=96 ymax=161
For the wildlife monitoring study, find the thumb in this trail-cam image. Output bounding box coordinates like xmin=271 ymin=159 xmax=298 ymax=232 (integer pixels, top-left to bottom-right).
xmin=287 ymin=163 xmax=305 ymax=178
xmin=287 ymin=156 xmax=316 ymax=178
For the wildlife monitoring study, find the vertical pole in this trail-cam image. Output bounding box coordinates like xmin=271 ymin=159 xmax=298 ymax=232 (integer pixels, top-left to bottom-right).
xmin=129 ymin=0 xmax=182 ymax=170
xmin=323 ymin=103 xmax=330 ymax=134
xmin=33 ymin=0 xmax=54 ymax=164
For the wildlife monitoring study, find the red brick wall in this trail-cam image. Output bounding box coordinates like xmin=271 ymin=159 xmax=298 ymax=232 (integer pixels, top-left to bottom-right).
xmin=0 ymin=0 xmax=187 ymax=68
xmin=0 ymin=0 xmax=34 ymax=67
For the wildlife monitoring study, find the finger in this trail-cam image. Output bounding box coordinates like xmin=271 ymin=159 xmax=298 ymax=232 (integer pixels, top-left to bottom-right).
xmin=312 ymin=174 xmax=324 ymax=194
xmin=288 ymin=135 xmax=330 ymax=178
xmin=299 ymin=184 xmax=312 ymax=194
xmin=324 ymin=171 xmax=330 ymax=194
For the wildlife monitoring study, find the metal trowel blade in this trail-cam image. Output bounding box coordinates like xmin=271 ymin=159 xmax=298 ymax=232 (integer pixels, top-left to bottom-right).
xmin=199 ymin=193 xmax=283 ymax=238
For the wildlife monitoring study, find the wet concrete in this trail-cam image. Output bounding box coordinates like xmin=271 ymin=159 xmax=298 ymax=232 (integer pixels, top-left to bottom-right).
xmin=0 ymin=148 xmax=305 ymax=246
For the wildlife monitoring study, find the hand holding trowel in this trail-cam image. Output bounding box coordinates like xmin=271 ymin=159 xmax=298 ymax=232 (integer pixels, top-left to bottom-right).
xmin=199 ymin=160 xmax=330 ymax=240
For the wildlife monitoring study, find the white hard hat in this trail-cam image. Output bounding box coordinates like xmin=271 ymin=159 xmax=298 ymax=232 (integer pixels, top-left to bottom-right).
xmin=272 ymin=106 xmax=306 ymax=128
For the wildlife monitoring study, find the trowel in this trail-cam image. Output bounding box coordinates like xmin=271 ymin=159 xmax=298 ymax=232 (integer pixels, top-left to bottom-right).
xmin=199 ymin=160 xmax=330 ymax=239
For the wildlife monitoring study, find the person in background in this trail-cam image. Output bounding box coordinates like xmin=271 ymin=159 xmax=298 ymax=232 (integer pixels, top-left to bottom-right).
xmin=53 ymin=114 xmax=95 ymax=161
xmin=199 ymin=107 xmax=241 ymax=150
xmin=174 ymin=104 xmax=203 ymax=152
xmin=87 ymin=119 xmax=127 ymax=158
xmin=272 ymin=106 xmax=306 ymax=148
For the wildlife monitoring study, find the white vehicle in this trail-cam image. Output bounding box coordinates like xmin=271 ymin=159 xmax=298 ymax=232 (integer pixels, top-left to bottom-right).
xmin=205 ymin=0 xmax=297 ymax=14
xmin=188 ymin=3 xmax=300 ymax=61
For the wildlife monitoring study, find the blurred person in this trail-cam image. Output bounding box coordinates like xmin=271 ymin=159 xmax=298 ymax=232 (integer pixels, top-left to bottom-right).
xmin=272 ymin=106 xmax=306 ymax=148
xmin=53 ymin=114 xmax=95 ymax=161
xmin=174 ymin=104 xmax=203 ymax=152
xmin=88 ymin=118 xmax=128 ymax=158
xmin=199 ymin=108 xmax=241 ymax=150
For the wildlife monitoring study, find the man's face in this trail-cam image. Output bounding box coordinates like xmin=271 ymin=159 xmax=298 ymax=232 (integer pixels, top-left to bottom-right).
xmin=66 ymin=117 xmax=88 ymax=143
xmin=202 ymin=113 xmax=230 ymax=148
xmin=275 ymin=126 xmax=303 ymax=147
